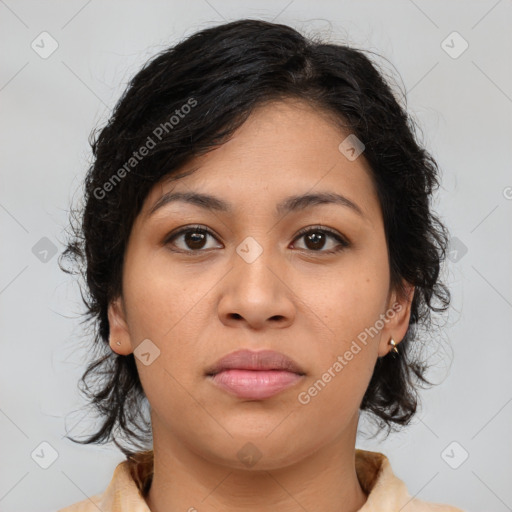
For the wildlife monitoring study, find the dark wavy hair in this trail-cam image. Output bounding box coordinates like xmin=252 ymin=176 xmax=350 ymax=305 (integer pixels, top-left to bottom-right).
xmin=59 ymin=18 xmax=451 ymax=457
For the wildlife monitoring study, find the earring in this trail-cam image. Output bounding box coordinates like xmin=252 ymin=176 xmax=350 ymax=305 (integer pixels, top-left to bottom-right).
xmin=389 ymin=337 xmax=399 ymax=354
xmin=115 ymin=341 xmax=121 ymax=346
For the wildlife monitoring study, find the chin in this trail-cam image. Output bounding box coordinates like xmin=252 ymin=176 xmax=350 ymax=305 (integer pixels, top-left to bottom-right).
xmin=196 ymin=428 xmax=318 ymax=472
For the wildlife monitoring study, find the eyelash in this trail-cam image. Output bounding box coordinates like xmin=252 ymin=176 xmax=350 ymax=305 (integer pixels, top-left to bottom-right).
xmin=164 ymin=224 xmax=350 ymax=255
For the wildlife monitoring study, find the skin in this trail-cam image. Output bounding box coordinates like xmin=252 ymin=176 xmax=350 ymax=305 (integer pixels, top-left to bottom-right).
xmin=108 ymin=98 xmax=414 ymax=512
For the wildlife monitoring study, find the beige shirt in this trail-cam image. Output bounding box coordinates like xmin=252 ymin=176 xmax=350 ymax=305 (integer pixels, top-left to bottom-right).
xmin=58 ymin=449 xmax=465 ymax=512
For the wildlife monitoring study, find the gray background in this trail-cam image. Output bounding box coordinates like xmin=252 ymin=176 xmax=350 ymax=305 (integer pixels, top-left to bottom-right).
xmin=1 ymin=1 xmax=511 ymax=511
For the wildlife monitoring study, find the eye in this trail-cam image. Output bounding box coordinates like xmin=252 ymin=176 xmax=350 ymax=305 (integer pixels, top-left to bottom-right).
xmin=291 ymin=226 xmax=350 ymax=254
xmin=164 ymin=224 xmax=350 ymax=255
xmin=164 ymin=225 xmax=222 ymax=253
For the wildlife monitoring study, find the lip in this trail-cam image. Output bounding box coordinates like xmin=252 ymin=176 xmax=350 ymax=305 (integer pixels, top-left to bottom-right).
xmin=205 ymin=349 xmax=306 ymax=375
xmin=205 ymin=349 xmax=306 ymax=400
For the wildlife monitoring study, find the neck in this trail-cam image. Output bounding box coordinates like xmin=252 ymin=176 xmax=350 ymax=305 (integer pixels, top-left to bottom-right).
xmin=145 ymin=413 xmax=368 ymax=512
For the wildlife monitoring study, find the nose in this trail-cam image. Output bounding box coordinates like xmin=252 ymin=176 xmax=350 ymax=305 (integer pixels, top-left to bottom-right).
xmin=217 ymin=246 xmax=296 ymax=330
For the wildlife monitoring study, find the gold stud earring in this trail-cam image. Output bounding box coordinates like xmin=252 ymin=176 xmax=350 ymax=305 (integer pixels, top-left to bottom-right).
xmin=389 ymin=337 xmax=399 ymax=354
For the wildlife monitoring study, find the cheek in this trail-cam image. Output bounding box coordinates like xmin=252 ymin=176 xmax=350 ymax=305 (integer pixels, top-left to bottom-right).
xmin=122 ymin=247 xmax=228 ymax=402
xmin=296 ymin=301 xmax=380 ymax=434
xmin=123 ymin=245 xmax=208 ymax=340
xmin=295 ymin=249 xmax=388 ymax=402
xmin=306 ymin=253 xmax=390 ymax=342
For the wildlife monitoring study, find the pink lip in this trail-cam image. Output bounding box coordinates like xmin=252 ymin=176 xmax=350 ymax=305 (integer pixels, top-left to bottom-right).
xmin=209 ymin=369 xmax=304 ymax=400
xmin=205 ymin=349 xmax=306 ymax=400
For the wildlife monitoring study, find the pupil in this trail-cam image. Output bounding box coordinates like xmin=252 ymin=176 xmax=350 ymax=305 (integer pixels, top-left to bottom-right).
xmin=306 ymin=232 xmax=325 ymax=250
xmin=186 ymin=231 xmax=206 ymax=249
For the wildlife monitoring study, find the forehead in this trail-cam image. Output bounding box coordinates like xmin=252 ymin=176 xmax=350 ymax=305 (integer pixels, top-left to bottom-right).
xmin=142 ymin=99 xmax=381 ymax=223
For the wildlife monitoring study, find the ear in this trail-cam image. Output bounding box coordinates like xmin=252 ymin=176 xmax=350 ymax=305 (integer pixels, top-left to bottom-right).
xmin=107 ymin=296 xmax=133 ymax=356
xmin=377 ymin=281 xmax=415 ymax=358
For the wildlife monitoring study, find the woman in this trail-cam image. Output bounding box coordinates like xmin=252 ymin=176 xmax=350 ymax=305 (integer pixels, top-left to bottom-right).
xmin=58 ymin=19 xmax=464 ymax=512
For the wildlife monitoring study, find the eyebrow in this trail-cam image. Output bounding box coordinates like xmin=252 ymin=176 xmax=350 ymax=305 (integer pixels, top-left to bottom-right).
xmin=147 ymin=191 xmax=365 ymax=218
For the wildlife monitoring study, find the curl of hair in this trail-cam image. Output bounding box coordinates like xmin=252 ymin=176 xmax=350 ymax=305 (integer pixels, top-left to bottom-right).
xmin=59 ymin=19 xmax=451 ymax=457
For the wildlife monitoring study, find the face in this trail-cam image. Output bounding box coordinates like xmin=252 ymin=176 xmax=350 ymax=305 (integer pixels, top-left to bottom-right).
xmin=108 ymin=98 xmax=413 ymax=469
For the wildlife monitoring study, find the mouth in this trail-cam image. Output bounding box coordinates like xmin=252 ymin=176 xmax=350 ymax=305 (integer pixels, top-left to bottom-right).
xmin=205 ymin=349 xmax=306 ymax=400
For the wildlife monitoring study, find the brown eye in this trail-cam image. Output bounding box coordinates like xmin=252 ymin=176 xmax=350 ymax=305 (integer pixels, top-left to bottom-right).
xmin=292 ymin=227 xmax=350 ymax=254
xmin=183 ymin=230 xmax=208 ymax=250
xmin=165 ymin=226 xmax=222 ymax=252
xmin=303 ymin=231 xmax=326 ymax=250
xmin=164 ymin=225 xmax=349 ymax=255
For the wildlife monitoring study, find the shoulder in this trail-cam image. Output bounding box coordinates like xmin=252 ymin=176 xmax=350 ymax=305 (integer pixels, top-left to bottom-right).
xmin=400 ymin=497 xmax=467 ymax=512
xmin=57 ymin=492 xmax=103 ymax=512
xmin=57 ymin=457 xmax=151 ymax=512
xmin=355 ymin=449 xmax=466 ymax=512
